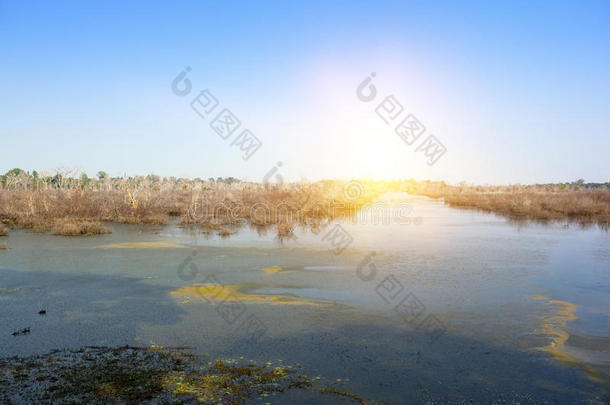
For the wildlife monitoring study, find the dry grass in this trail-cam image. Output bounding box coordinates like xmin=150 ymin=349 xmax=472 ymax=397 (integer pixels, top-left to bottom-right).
xmin=51 ymin=218 xmax=111 ymax=236
xmin=0 ymin=223 xmax=7 ymax=236
xmin=390 ymin=180 xmax=610 ymax=228
xmin=0 ymin=176 xmax=381 ymax=236
xmin=442 ymin=190 xmax=610 ymax=226
xmin=0 ymin=171 xmax=608 ymax=235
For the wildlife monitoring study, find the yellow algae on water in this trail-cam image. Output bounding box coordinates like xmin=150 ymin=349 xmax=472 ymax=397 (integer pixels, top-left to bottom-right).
xmin=172 ymin=283 xmax=327 ymax=306
xmin=532 ymin=294 xmax=604 ymax=383
xmin=532 ymin=294 xmax=577 ymax=362
xmin=98 ymin=241 xmax=187 ymax=249
xmin=263 ymin=266 xmax=282 ymax=274
xmin=263 ymin=266 xmax=295 ymax=274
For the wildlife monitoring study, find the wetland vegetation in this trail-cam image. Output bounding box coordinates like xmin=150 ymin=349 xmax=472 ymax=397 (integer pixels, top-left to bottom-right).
xmin=0 ymin=168 xmax=608 ymax=239
xmin=0 ymin=345 xmax=367 ymax=404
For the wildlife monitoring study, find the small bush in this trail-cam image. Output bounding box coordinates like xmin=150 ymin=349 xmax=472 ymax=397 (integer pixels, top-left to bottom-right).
xmin=217 ymin=227 xmax=236 ymax=237
xmin=51 ymin=219 xmax=111 ymax=236
xmin=0 ymin=224 xmax=8 ymax=236
xmin=277 ymin=222 xmax=295 ymax=238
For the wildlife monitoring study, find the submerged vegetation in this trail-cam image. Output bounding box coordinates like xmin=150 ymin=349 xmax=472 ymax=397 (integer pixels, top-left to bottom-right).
xmin=0 ymin=168 xmax=608 ymax=237
xmin=0 ymin=346 xmax=368 ymax=404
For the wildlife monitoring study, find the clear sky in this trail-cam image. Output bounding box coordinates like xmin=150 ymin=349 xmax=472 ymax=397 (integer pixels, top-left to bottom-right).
xmin=1 ymin=1 xmax=608 ymax=184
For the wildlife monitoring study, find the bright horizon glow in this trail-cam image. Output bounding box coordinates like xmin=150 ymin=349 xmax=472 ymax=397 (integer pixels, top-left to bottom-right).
xmin=1 ymin=1 xmax=609 ymax=184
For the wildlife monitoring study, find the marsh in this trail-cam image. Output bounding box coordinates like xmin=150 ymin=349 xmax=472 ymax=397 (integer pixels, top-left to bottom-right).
xmin=1 ymin=194 xmax=608 ymax=403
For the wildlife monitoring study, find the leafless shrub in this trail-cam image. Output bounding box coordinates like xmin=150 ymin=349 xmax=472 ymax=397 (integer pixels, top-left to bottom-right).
xmin=441 ymin=189 xmax=610 ymax=226
xmin=0 ymin=171 xmax=608 ymax=236
xmin=51 ymin=219 xmax=111 ymax=236
xmin=217 ymin=227 xmax=236 ymax=238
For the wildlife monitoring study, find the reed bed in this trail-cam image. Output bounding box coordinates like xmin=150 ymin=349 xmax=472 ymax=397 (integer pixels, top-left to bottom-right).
xmin=401 ymin=182 xmax=610 ymax=228
xmin=0 ymin=172 xmax=382 ymax=237
xmin=441 ymin=189 xmax=610 ymax=227
xmin=0 ymin=169 xmax=608 ymax=236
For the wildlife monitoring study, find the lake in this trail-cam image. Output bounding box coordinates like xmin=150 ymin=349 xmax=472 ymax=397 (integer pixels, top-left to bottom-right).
xmin=1 ymin=195 xmax=608 ymax=403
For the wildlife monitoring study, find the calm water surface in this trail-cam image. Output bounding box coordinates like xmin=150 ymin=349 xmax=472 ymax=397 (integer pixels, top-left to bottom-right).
xmin=1 ymin=196 xmax=608 ymax=403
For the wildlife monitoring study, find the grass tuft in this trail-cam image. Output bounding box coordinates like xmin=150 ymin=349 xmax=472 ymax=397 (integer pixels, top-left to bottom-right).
xmin=51 ymin=219 xmax=111 ymax=236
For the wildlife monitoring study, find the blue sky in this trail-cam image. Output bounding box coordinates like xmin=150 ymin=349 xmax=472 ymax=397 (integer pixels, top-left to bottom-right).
xmin=1 ymin=0 xmax=608 ymax=184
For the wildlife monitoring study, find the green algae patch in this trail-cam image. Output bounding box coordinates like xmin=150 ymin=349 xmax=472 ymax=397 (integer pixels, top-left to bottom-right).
xmin=171 ymin=283 xmax=330 ymax=307
xmin=0 ymin=346 xmax=368 ymax=404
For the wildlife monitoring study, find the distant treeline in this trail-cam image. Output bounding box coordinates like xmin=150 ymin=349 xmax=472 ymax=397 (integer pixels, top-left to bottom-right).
xmin=0 ymin=168 xmax=607 ymax=191
xmin=0 ymin=168 xmax=243 ymax=190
